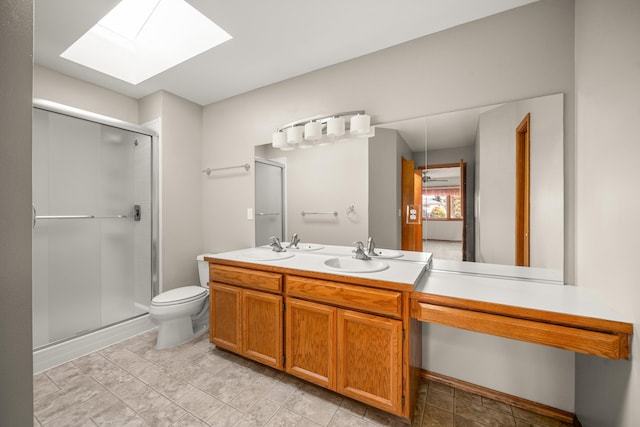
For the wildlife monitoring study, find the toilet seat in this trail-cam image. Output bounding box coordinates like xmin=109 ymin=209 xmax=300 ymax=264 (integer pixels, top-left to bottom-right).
xmin=151 ymin=286 xmax=208 ymax=306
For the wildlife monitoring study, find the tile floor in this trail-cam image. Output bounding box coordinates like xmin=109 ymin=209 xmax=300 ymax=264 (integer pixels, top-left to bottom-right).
xmin=423 ymin=240 xmax=462 ymax=261
xmin=33 ymin=330 xmax=573 ymax=427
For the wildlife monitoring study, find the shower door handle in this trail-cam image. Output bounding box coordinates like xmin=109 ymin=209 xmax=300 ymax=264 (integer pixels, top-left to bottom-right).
xmin=33 ymin=204 xmax=36 ymax=229
xmin=133 ymin=205 xmax=141 ymax=221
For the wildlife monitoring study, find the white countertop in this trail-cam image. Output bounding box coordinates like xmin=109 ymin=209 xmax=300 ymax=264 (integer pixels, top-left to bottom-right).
xmin=415 ymin=269 xmax=630 ymax=323
xmin=210 ymin=246 xmax=430 ymax=287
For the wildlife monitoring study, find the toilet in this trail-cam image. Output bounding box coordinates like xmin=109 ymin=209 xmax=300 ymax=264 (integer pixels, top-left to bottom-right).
xmin=149 ymin=253 xmax=214 ymax=349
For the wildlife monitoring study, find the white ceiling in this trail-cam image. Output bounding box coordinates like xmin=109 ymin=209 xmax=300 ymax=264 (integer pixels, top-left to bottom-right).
xmin=34 ymin=0 xmax=537 ymax=106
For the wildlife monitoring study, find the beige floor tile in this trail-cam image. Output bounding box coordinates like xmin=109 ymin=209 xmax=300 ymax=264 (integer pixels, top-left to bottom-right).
xmin=422 ymin=404 xmax=454 ymax=427
xmin=363 ymin=406 xmax=408 ymax=427
xmin=42 ymin=391 xmax=118 ymax=427
xmin=173 ymin=413 xmax=210 ymax=427
xmin=454 ymin=389 xmax=482 ymax=405
xmin=511 ymin=407 xmax=565 ymax=427
xmin=137 ymin=402 xmax=187 ymax=426
xmin=481 ymin=396 xmax=512 ymax=415
xmin=264 ymin=406 xmax=305 ymax=426
xmin=453 ymin=414 xmax=485 ymax=426
xmin=177 ymin=387 xmax=225 ymax=421
xmin=207 ymin=404 xmax=244 ymax=426
xmin=236 ymin=398 xmax=280 ymax=426
xmin=454 ymin=399 xmax=515 ymax=426
xmin=283 ymin=384 xmax=342 ymax=426
xmin=90 ymin=400 xmax=149 ymax=426
xmin=427 ymin=390 xmax=454 ymax=412
xmin=429 ymin=381 xmax=454 ymax=396
xmin=33 ymin=373 xmax=60 ymax=402
xmin=329 ymin=409 xmax=376 ymax=427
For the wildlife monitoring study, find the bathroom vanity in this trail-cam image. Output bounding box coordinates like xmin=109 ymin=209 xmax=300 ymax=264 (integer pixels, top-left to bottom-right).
xmin=206 ymin=247 xmax=427 ymax=420
xmin=206 ymin=246 xmax=633 ymax=422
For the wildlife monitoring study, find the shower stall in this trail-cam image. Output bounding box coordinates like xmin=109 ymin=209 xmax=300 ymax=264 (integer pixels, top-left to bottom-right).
xmin=32 ymin=100 xmax=159 ymax=354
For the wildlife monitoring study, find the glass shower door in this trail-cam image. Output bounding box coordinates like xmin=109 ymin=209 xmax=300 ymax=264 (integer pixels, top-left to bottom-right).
xmin=32 ymin=108 xmax=153 ymax=348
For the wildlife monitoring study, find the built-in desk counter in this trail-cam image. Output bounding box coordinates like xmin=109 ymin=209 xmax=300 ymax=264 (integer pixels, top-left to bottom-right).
xmin=411 ymin=268 xmax=633 ymax=359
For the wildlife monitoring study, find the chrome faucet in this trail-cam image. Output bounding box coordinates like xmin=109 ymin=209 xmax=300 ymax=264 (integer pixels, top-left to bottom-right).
xmin=269 ymin=236 xmax=285 ymax=252
xmin=366 ymin=236 xmax=378 ymax=256
xmin=352 ymin=241 xmax=371 ymax=260
xmin=286 ymin=233 xmax=300 ymax=249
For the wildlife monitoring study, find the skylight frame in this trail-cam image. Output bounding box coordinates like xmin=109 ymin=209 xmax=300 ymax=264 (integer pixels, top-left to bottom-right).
xmin=61 ymin=0 xmax=232 ymax=85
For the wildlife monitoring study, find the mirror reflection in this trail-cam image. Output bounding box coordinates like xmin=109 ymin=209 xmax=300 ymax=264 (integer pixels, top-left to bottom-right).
xmin=254 ymin=93 xmax=563 ymax=277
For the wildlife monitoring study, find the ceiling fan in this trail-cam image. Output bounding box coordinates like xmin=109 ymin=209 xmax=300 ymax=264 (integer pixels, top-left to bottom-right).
xmin=422 ymin=170 xmax=448 ymax=183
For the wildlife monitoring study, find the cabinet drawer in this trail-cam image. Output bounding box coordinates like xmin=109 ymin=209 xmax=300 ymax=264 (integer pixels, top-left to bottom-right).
xmin=286 ymin=276 xmax=402 ymax=318
xmin=210 ymin=264 xmax=282 ymax=293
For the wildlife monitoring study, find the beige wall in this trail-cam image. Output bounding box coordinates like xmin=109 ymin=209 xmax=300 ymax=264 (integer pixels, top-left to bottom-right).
xmin=202 ymin=0 xmax=577 ymax=411
xmin=34 ymin=66 xmax=139 ymax=124
xmin=140 ymin=91 xmax=203 ymax=291
xmin=0 ymin=0 xmax=34 ymax=425
xmin=574 ymin=0 xmax=640 ymax=425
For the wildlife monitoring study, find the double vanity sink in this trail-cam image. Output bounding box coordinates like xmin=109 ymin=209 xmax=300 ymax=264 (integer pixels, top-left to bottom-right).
xmin=239 ymin=245 xmax=406 ymax=274
xmin=207 ymin=243 xmax=429 ymax=421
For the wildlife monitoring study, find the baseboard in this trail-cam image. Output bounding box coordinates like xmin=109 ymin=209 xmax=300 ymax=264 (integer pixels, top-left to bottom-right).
xmin=422 ymin=370 xmax=581 ymax=426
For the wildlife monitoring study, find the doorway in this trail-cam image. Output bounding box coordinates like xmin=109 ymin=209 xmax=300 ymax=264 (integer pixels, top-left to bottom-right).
xmin=255 ymin=159 xmax=285 ymax=246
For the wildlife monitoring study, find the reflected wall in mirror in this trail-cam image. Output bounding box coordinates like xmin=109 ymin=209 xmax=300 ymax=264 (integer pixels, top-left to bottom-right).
xmin=254 ymin=93 xmax=563 ymax=278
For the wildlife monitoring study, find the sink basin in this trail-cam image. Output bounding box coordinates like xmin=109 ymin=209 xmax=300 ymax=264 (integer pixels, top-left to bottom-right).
xmin=369 ymin=249 xmax=403 ymax=259
xmin=241 ymin=250 xmax=294 ymax=261
xmin=282 ymin=242 xmax=324 ymax=251
xmin=323 ymin=257 xmax=389 ymax=273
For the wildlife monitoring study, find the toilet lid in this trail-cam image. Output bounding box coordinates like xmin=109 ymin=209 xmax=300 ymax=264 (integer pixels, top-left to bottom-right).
xmin=152 ymin=286 xmax=208 ymax=306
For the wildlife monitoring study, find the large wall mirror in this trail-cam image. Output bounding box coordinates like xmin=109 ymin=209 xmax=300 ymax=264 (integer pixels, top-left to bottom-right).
xmin=254 ymin=93 xmax=564 ymax=281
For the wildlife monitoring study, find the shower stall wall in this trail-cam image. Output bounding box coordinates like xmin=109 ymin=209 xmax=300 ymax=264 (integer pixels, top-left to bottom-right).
xmin=32 ymin=100 xmax=159 ymax=350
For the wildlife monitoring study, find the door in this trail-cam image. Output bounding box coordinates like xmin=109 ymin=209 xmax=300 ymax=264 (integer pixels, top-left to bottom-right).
xmin=285 ymin=298 xmax=337 ymax=389
xmin=243 ymin=289 xmax=283 ymax=369
xmin=255 ymin=159 xmax=284 ymax=246
xmin=515 ymin=113 xmax=531 ymax=266
xmin=336 ymin=309 xmax=403 ymax=414
xmin=401 ymin=157 xmax=423 ymax=251
xmin=210 ymin=283 xmax=242 ymax=353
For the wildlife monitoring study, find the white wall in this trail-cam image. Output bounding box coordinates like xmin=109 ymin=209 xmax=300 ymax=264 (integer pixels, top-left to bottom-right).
xmin=574 ymin=0 xmax=640 ymax=425
xmin=259 ymin=138 xmax=369 ymax=246
xmin=369 ymin=127 xmax=413 ymax=249
xmin=0 ymin=0 xmax=34 ymax=424
xmin=426 ymin=221 xmax=462 ymax=241
xmin=475 ymin=94 xmax=564 ymax=273
xmin=203 ymin=0 xmax=577 ymax=411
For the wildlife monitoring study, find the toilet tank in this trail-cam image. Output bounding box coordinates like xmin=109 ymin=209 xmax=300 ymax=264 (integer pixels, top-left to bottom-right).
xmin=196 ymin=254 xmax=216 ymax=288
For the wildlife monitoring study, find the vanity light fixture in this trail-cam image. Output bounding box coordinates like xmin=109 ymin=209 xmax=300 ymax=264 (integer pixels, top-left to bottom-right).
xmin=271 ymin=111 xmax=373 ymax=150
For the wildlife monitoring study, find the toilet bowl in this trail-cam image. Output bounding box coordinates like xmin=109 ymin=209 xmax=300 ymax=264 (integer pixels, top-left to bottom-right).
xmin=150 ymin=253 xmax=214 ymax=349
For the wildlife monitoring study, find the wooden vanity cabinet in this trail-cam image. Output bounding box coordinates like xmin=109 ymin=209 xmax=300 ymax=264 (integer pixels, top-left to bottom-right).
xmin=209 ymin=265 xmax=283 ymax=369
xmin=208 ymin=261 xmax=420 ymax=421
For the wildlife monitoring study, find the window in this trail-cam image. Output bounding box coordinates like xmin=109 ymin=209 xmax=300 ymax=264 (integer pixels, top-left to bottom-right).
xmin=423 ymin=187 xmax=463 ymax=220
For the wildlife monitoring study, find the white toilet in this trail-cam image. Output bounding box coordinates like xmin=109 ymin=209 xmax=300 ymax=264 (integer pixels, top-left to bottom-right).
xmin=149 ymin=253 xmax=214 ymax=349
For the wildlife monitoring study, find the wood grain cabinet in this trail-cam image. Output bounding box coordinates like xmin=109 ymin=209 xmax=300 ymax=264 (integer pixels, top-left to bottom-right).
xmin=208 ymin=262 xmax=420 ymax=421
xmin=210 ymin=265 xmax=284 ymax=369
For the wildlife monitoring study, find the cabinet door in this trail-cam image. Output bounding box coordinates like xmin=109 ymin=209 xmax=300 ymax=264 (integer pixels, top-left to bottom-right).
xmin=285 ymin=298 xmax=337 ymax=390
xmin=210 ymin=283 xmax=242 ymax=353
xmin=337 ymin=309 xmax=403 ymax=415
xmin=242 ymin=289 xmax=283 ymax=369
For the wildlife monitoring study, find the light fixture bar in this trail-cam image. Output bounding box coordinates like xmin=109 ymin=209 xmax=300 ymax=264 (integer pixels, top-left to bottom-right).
xmin=276 ymin=110 xmax=365 ymax=132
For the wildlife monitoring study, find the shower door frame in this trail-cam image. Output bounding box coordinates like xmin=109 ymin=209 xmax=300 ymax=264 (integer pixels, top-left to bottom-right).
xmin=32 ymin=98 xmax=160 ymax=347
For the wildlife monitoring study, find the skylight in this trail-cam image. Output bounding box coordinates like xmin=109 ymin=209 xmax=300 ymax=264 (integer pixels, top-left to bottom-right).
xmin=61 ymin=0 xmax=232 ymax=85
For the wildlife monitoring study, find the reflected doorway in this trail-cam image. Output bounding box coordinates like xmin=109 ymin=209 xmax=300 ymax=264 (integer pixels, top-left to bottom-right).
xmin=421 ymin=161 xmax=466 ymax=261
xmin=255 ymin=159 xmax=285 ymax=246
